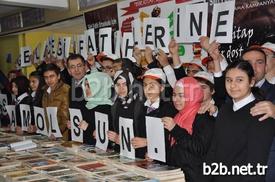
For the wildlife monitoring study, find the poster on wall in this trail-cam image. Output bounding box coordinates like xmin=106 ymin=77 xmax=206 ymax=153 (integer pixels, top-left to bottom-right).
xmin=117 ymin=0 xmax=208 ymax=63
xmin=84 ymin=4 xmax=118 ymax=54
xmin=214 ymin=0 xmax=275 ymax=62
xmin=117 ymin=0 xmax=174 ymax=34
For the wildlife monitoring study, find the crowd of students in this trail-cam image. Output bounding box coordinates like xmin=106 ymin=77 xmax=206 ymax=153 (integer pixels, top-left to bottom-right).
xmin=0 ymin=36 xmax=275 ymax=182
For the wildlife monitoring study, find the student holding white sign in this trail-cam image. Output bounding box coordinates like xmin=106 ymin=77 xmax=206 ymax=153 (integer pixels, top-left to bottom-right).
xmin=42 ymin=63 xmax=70 ymax=140
xmin=139 ymin=69 xmax=177 ymax=159
xmin=81 ymin=71 xmax=113 ymax=145
xmin=29 ymin=71 xmax=46 ymax=133
xmin=110 ymin=70 xmax=144 ymax=156
xmin=10 ymin=76 xmax=33 ymax=134
xmin=162 ymin=77 xmax=215 ymax=182
xmin=29 ymin=71 xmax=45 ymax=108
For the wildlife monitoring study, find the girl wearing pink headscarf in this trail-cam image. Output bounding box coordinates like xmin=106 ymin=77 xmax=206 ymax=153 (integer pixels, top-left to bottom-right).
xmin=162 ymin=77 xmax=215 ymax=182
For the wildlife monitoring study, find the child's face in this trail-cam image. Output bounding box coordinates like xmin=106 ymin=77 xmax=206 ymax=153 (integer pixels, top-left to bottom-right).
xmin=172 ymin=85 xmax=185 ymax=111
xmin=101 ymin=60 xmax=115 ymax=77
xmin=43 ymin=70 xmax=60 ymax=90
xmin=11 ymin=82 xmax=18 ymax=96
xmin=115 ymin=79 xmax=128 ymax=98
xmin=199 ymin=82 xmax=213 ymax=102
xmin=29 ymin=76 xmax=39 ymax=92
xmin=225 ymin=68 xmax=255 ymax=102
xmin=186 ymin=64 xmax=201 ymax=77
xmin=143 ymin=77 xmax=163 ymax=103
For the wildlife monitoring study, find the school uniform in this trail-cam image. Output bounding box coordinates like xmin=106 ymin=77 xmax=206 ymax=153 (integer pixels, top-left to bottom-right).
xmin=214 ymin=73 xmax=275 ymax=105
xmin=111 ymin=92 xmax=144 ymax=154
xmin=167 ymin=112 xmax=215 ymax=182
xmin=111 ymin=81 xmax=144 ymax=134
xmin=143 ymin=99 xmax=178 ymax=160
xmin=206 ymin=93 xmax=275 ymax=182
xmin=84 ymin=104 xmax=113 ymax=145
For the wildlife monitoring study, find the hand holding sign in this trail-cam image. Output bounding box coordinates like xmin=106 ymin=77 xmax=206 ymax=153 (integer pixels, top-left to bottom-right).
xmin=67 ymin=120 xmax=71 ymax=129
xmin=168 ymin=39 xmax=179 ymax=56
xmin=133 ymin=46 xmax=142 ymax=65
xmin=207 ymin=40 xmax=222 ymax=61
xmin=156 ymin=49 xmax=169 ymax=67
xmin=145 ymin=47 xmax=153 ymax=64
xmin=107 ymin=131 xmax=119 ymax=144
xmin=131 ymin=137 xmax=147 ymax=149
xmin=27 ymin=125 xmax=37 ymax=134
xmin=78 ymin=120 xmax=88 ymax=131
xmin=199 ymin=36 xmax=210 ymax=51
xmin=16 ymin=126 xmax=23 ymax=135
xmin=162 ymin=117 xmax=176 ymax=131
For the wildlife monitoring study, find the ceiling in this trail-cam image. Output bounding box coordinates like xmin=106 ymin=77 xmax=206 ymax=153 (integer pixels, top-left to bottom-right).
xmin=0 ymin=1 xmax=85 ymax=35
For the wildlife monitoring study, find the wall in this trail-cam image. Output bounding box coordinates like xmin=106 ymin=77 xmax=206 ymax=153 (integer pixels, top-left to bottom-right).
xmin=0 ymin=35 xmax=20 ymax=76
xmin=0 ymin=31 xmax=74 ymax=76
xmin=0 ymin=0 xmax=118 ymax=75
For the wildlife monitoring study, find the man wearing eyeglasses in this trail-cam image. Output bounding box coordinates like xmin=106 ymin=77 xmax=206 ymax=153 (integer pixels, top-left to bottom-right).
xmin=66 ymin=54 xmax=88 ymax=140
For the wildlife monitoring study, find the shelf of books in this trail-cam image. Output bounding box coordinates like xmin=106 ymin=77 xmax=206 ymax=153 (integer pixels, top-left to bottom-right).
xmin=0 ymin=131 xmax=185 ymax=182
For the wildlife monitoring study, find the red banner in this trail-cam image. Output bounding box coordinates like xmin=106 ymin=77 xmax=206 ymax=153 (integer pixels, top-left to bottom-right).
xmin=121 ymin=0 xmax=170 ymax=16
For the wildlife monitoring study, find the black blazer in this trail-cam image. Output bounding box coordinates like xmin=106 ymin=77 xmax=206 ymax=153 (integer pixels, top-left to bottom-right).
xmin=167 ymin=113 xmax=215 ymax=182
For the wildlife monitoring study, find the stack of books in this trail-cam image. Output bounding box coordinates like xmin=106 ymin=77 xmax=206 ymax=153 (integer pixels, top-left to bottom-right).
xmin=10 ymin=140 xmax=37 ymax=152
xmin=0 ymin=131 xmax=185 ymax=182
